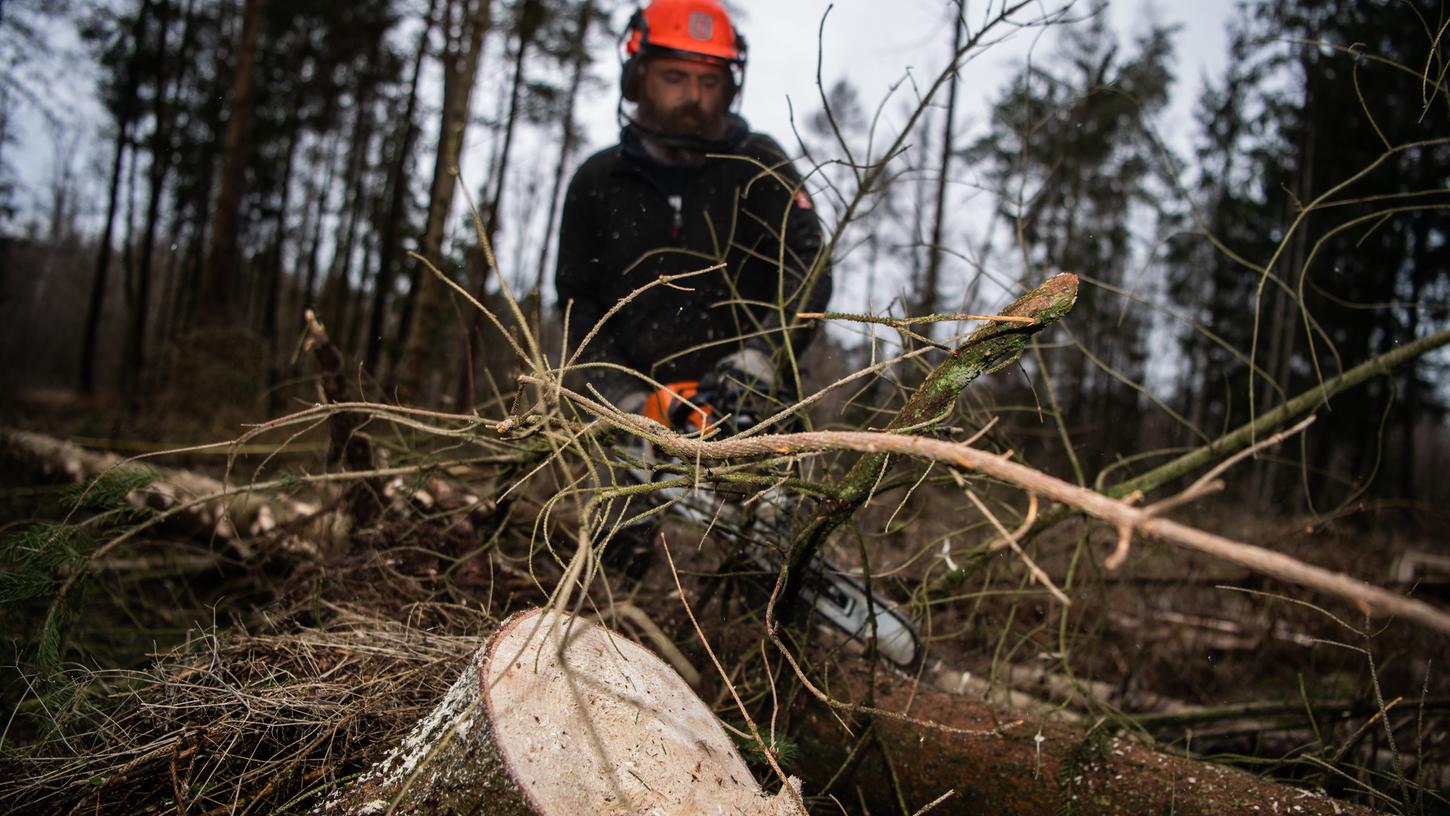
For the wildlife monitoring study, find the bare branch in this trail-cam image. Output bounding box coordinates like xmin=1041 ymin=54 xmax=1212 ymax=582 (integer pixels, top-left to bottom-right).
xmin=542 ymin=388 xmax=1450 ymax=637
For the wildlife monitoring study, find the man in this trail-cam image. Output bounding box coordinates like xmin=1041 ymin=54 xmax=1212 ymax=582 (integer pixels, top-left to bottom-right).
xmin=555 ymin=0 xmax=831 ymax=427
xmin=550 ymin=5 xmax=920 ymax=667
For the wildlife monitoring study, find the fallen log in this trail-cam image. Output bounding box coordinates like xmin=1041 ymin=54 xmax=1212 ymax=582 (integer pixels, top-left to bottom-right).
xmin=789 ymin=650 xmax=1373 ymax=815
xmin=927 ymin=659 xmax=1189 ymax=723
xmin=0 ymin=427 xmax=318 ymax=542
xmin=320 ymin=608 xmax=802 ymax=815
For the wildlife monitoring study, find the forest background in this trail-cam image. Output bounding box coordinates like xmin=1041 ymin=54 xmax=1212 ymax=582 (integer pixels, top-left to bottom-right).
xmin=1 ymin=0 xmax=1449 ymax=812
xmin=3 ymin=0 xmax=1446 ymax=503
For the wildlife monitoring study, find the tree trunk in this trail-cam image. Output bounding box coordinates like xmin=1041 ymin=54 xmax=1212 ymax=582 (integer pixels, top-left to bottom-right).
xmin=201 ymin=0 xmax=267 ymax=323
xmin=302 ymin=310 xmax=382 ymax=525
xmin=322 ymin=88 xmax=375 ymax=335
xmin=455 ymin=0 xmax=539 ymax=408
xmin=344 ymin=226 xmax=377 ymax=357
xmin=261 ymin=124 xmax=302 ymax=412
xmin=151 ymin=204 xmax=187 ymax=360
xmin=481 ymin=0 xmax=539 ymax=249
xmin=171 ymin=80 xmax=220 ymax=342
xmin=80 ymin=109 xmax=136 ymax=394
xmin=915 ymin=3 xmax=964 ymax=326
xmin=80 ymin=0 xmax=157 ymax=393
xmin=0 ymin=428 xmax=317 ymax=543
xmin=125 ymin=0 xmax=197 ymax=397
xmin=173 ymin=214 xmax=208 ymax=339
xmin=789 ymin=650 xmax=1372 ymax=816
xmin=121 ymin=128 xmax=141 ymax=313
xmin=364 ymin=0 xmax=437 ymax=375
xmin=318 ymin=608 xmax=798 ymax=815
xmin=263 ymin=125 xmax=302 ymax=356
xmin=390 ymin=0 xmax=491 ymax=404
xmin=299 ymin=133 xmax=337 ymax=314
xmin=122 ymin=0 xmax=171 ymax=397
xmin=533 ymin=0 xmax=594 ymax=295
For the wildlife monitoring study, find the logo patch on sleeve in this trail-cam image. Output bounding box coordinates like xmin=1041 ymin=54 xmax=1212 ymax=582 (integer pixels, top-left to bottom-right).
xmin=794 ymin=188 xmax=814 ymax=210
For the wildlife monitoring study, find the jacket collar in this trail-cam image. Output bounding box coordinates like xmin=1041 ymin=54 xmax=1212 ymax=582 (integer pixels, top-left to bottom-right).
xmin=620 ymin=113 xmax=750 ymax=169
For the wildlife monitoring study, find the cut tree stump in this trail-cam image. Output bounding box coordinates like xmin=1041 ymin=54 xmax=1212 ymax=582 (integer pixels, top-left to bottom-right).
xmin=319 ymin=608 xmax=801 ymax=815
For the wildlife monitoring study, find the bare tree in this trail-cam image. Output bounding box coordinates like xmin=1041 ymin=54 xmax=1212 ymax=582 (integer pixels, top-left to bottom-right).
xmin=80 ymin=0 xmax=152 ymax=393
xmin=533 ymin=0 xmax=595 ymax=294
xmin=364 ymin=0 xmax=438 ymax=375
xmin=914 ymin=1 xmax=965 ymax=326
xmin=390 ymin=0 xmax=492 ymax=403
xmin=200 ymin=0 xmax=267 ymax=323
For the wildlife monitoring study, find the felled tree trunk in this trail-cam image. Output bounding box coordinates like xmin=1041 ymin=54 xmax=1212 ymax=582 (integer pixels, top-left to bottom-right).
xmin=790 ymin=651 xmax=1372 ymax=816
xmin=0 ymin=428 xmax=316 ymax=540
xmin=319 ymin=608 xmax=801 ymax=815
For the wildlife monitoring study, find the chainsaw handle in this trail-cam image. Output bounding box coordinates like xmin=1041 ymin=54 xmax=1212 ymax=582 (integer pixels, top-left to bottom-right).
xmin=642 ymin=381 xmax=714 ymax=434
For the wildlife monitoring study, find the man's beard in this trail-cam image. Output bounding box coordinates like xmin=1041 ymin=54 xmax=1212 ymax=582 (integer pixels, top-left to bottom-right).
xmin=641 ymin=100 xmax=721 ymax=140
xmin=664 ymin=104 xmax=708 ymax=135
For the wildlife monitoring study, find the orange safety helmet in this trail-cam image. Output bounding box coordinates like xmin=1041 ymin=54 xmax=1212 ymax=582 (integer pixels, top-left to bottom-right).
xmin=621 ymin=0 xmax=747 ymax=104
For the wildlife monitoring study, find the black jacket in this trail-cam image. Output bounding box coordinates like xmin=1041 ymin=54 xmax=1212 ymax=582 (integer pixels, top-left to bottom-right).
xmin=555 ymin=120 xmax=831 ymax=399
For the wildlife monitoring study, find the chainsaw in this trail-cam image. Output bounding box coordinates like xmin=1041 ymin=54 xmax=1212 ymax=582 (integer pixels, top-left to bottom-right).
xmin=628 ymin=380 xmax=922 ymax=668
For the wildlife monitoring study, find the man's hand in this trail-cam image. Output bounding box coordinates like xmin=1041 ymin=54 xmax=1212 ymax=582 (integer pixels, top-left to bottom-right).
xmin=698 ymin=348 xmax=796 ymax=434
xmin=714 ymin=348 xmax=775 ymax=387
xmin=613 ymin=390 xmax=649 ymax=416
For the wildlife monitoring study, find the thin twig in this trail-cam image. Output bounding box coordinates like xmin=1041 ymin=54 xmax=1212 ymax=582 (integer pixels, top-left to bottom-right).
xmin=964 ymin=489 xmax=1069 ymax=605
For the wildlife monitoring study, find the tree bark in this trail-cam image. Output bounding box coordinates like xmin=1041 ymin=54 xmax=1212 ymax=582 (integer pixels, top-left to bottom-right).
xmin=0 ymin=428 xmax=317 ymax=542
xmin=201 ymin=0 xmax=267 ymax=323
xmin=150 ymin=201 xmax=187 ymax=358
xmin=344 ymin=227 xmax=377 ymax=355
xmin=789 ymin=649 xmax=1372 ymax=816
xmin=80 ymin=130 xmax=131 ymax=393
xmin=303 ymin=310 xmax=382 ymax=526
xmin=263 ymin=123 xmax=302 ymax=362
xmin=390 ymin=0 xmax=491 ymax=404
xmin=318 ymin=608 xmax=799 ymax=815
xmin=299 ymin=132 xmax=338 ymax=315
xmin=122 ymin=0 xmax=174 ymax=397
xmin=322 ymin=86 xmax=375 ymax=336
xmin=481 ymin=0 xmax=539 ymax=249
xmin=126 ymin=0 xmax=200 ymax=397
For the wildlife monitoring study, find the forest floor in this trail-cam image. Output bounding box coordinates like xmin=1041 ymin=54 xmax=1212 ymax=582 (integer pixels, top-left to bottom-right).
xmin=2 ymin=385 xmax=1447 ymax=814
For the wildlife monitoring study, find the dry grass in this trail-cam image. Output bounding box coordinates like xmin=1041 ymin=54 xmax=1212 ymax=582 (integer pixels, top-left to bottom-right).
xmin=2 ymin=606 xmax=497 ymax=815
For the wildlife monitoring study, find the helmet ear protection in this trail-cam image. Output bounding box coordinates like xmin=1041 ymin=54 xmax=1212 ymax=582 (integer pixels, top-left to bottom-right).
xmin=620 ymin=3 xmax=747 ymax=106
xmin=620 ymin=9 xmax=648 ymax=103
